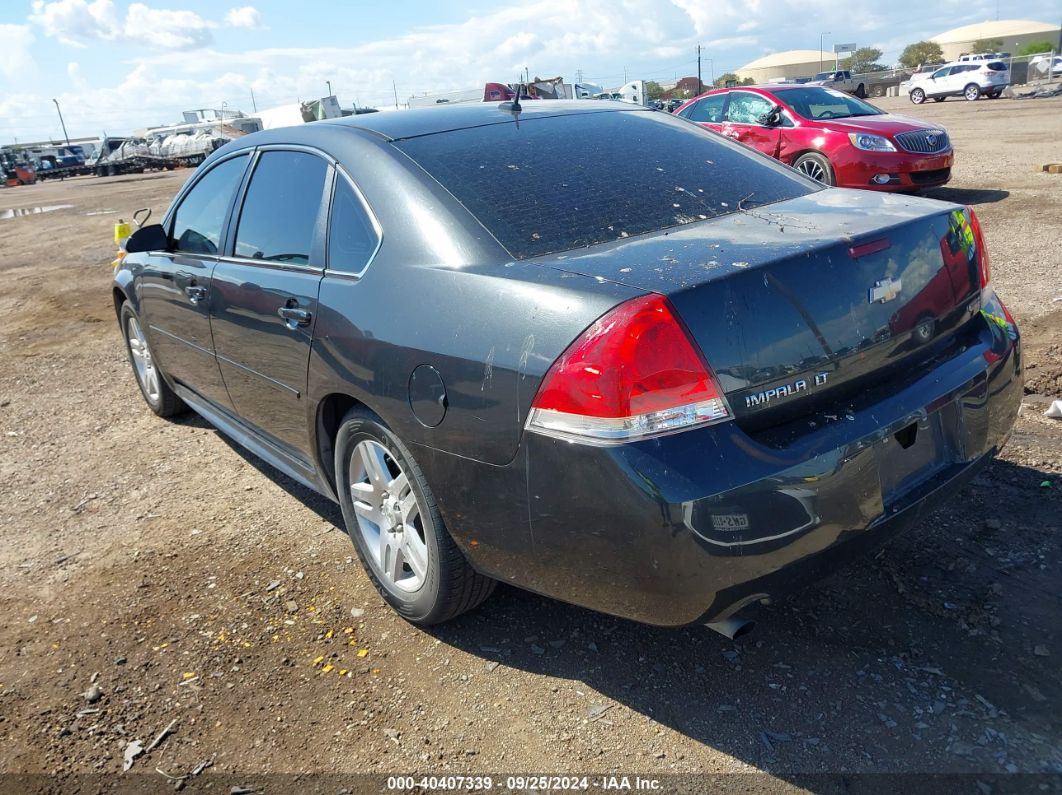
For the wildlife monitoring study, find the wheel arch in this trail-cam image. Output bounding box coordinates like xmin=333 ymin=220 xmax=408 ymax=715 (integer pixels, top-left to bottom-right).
xmin=112 ymin=285 xmax=128 ymax=319
xmin=314 ymin=391 xmax=374 ymax=497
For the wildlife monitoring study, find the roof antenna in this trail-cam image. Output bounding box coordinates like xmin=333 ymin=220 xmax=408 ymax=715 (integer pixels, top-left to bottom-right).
xmin=506 ymin=81 xmax=523 ymax=127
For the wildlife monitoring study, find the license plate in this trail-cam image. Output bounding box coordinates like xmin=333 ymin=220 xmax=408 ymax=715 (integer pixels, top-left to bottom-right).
xmin=711 ymin=513 xmax=750 ymax=532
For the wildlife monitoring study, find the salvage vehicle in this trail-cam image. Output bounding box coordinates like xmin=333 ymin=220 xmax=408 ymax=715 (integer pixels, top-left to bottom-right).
xmin=112 ymin=102 xmax=1021 ymax=630
xmin=907 ymin=60 xmax=1010 ymax=103
xmin=1 ymin=152 xmax=36 ymax=186
xmin=807 ymin=69 xmax=867 ymax=98
xmin=676 ymin=85 xmax=953 ymax=190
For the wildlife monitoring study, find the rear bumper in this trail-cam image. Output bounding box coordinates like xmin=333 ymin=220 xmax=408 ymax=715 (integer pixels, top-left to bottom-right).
xmin=834 ymin=149 xmax=954 ymax=190
xmin=433 ymin=311 xmax=1021 ymax=627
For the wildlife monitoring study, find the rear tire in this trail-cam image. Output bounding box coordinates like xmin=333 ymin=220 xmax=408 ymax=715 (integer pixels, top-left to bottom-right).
xmin=793 ymin=152 xmax=835 ymax=186
xmin=334 ymin=407 xmax=495 ymax=626
xmin=119 ymin=301 xmax=186 ymax=418
xmin=964 ymin=83 xmax=981 ymax=101
xmin=910 ymin=88 xmax=926 ymax=104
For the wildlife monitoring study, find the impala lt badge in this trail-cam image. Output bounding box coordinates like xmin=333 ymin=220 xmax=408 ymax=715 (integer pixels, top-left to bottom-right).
xmin=746 ymin=372 xmax=829 ymax=408
xmin=869 ymin=277 xmax=902 ymax=304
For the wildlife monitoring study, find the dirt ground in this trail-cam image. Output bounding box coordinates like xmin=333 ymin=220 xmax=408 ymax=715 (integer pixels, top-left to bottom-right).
xmin=1 ymin=96 xmax=1060 ymax=790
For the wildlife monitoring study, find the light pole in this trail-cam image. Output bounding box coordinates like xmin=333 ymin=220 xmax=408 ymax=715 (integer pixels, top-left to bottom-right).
xmin=326 ymin=80 xmax=332 ymax=97
xmin=52 ymin=98 xmax=71 ymax=146
xmin=819 ymin=32 xmax=831 ymax=73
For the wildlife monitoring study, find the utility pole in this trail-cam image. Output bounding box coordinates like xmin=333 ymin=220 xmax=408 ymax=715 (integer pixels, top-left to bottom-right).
xmin=819 ymin=32 xmax=831 ymax=73
xmin=697 ymin=45 xmax=703 ymax=94
xmin=52 ymin=99 xmax=70 ymax=146
xmin=392 ymin=80 xmax=399 ymax=110
xmin=250 ymin=88 xmax=257 ymax=112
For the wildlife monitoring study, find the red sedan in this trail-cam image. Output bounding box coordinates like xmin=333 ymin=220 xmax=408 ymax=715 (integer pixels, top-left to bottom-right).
xmin=675 ymin=85 xmax=953 ymax=191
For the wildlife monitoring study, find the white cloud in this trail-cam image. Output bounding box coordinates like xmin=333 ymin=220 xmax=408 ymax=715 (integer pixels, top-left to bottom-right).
xmin=29 ymin=0 xmax=214 ymax=50
xmin=0 ymin=25 xmax=38 ymax=80
xmin=28 ymin=0 xmax=119 ymax=46
xmin=224 ymin=6 xmax=262 ymax=29
xmin=124 ymin=3 xmax=213 ymax=49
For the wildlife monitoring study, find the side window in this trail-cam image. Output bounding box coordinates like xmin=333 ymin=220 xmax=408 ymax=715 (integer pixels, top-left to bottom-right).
xmin=327 ymin=174 xmax=380 ymax=275
xmin=684 ymin=94 xmax=727 ymax=123
xmin=234 ymin=151 xmax=329 ymax=265
xmin=726 ymin=92 xmax=775 ymax=124
xmin=931 ymin=67 xmax=950 ymax=79
xmin=170 ymin=154 xmax=248 ymax=255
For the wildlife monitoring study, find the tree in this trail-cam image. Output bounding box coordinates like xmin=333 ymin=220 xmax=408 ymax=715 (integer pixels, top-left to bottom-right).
xmin=899 ymin=40 xmax=944 ymax=68
xmin=645 ymin=80 xmax=664 ymax=99
xmin=842 ymin=47 xmax=887 ymax=73
xmin=1018 ymin=40 xmax=1054 ymax=55
xmin=970 ymin=38 xmax=1004 ymax=53
xmin=713 ymin=72 xmax=754 ymax=87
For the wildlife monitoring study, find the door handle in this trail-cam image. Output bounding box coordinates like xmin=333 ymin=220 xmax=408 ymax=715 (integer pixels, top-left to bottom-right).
xmin=278 ymin=306 xmax=312 ymax=328
xmin=185 ymin=285 xmax=207 ymax=304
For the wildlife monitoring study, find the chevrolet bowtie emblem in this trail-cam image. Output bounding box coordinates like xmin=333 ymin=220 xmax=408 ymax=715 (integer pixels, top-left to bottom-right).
xmin=869 ymin=277 xmax=902 ymax=304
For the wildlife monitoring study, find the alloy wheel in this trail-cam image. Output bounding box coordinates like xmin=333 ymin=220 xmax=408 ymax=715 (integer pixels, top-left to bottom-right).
xmin=797 ymin=159 xmax=827 ymax=183
xmin=348 ymin=439 xmax=429 ymax=593
xmin=964 ymin=85 xmax=980 ymax=101
xmin=126 ymin=316 xmax=160 ymax=403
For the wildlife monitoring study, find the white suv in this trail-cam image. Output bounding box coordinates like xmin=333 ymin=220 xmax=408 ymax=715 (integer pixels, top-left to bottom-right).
xmin=907 ymin=60 xmax=1010 ymax=103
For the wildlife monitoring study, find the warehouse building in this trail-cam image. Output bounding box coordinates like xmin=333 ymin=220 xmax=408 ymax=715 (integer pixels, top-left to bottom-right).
xmin=931 ymin=19 xmax=1061 ymax=61
xmin=735 ymin=50 xmax=836 ymax=84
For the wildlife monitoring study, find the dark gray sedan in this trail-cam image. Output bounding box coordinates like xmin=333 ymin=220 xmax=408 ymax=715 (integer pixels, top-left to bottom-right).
xmin=113 ymin=101 xmax=1021 ymax=630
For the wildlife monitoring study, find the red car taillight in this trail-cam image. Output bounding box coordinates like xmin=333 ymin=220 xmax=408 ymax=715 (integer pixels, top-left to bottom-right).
xmin=525 ymin=294 xmax=731 ymax=444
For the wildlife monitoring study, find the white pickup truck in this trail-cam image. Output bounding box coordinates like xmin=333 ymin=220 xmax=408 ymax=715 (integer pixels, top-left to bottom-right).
xmin=806 ymin=70 xmax=867 ymax=98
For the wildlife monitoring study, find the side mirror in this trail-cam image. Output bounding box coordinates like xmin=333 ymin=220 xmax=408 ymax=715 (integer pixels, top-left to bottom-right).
xmin=125 ymin=223 xmax=168 ymax=254
xmin=757 ymin=107 xmax=783 ymax=126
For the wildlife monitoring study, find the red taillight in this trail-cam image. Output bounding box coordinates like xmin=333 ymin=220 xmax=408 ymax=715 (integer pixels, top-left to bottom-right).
xmin=526 ymin=294 xmax=730 ymax=444
xmin=966 ymin=206 xmax=991 ymax=288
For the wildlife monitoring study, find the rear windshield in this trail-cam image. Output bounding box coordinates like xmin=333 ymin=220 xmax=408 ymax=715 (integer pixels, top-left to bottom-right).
xmin=986 ymin=61 xmax=1007 ymax=71
xmin=395 ymin=109 xmax=815 ymax=259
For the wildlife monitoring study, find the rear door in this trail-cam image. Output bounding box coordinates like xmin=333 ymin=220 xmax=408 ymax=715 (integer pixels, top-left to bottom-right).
xmin=678 ymin=92 xmax=727 ymax=133
xmin=137 ymin=152 xmax=249 ymax=409
xmin=720 ymin=91 xmax=782 ymax=157
xmin=209 ymin=148 xmax=331 ymax=460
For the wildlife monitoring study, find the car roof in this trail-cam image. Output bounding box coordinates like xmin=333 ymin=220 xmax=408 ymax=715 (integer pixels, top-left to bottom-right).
xmin=317 ymin=101 xmax=649 ymax=141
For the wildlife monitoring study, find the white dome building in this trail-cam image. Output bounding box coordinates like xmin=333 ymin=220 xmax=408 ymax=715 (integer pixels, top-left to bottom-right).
xmin=931 ymin=19 xmax=1060 ymax=60
xmin=735 ymin=50 xmax=837 ymax=83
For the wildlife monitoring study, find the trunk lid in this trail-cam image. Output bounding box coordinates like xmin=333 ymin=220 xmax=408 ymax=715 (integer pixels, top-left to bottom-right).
xmin=539 ymin=190 xmax=981 ymax=427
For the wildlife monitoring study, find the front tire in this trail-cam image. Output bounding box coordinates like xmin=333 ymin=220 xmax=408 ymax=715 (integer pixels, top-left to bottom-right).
xmin=793 ymin=152 xmax=835 ymax=186
xmin=964 ymin=83 xmax=981 ymax=101
xmin=120 ymin=301 xmax=186 ymax=417
xmin=854 ymin=84 xmax=866 ymax=99
xmin=910 ymin=88 xmax=926 ymax=104
xmin=334 ymin=407 xmax=495 ymax=625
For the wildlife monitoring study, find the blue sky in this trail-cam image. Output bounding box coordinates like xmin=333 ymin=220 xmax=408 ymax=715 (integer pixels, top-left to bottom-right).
xmin=1 ymin=0 xmax=1058 ymax=142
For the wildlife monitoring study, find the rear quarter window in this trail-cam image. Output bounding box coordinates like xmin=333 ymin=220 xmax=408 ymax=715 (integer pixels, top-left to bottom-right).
xmin=986 ymin=62 xmax=1007 ymax=71
xmin=395 ymin=110 xmax=815 ymax=259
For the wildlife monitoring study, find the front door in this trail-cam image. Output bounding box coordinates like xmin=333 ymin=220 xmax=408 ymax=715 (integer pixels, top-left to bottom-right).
xmin=138 ymin=153 xmax=250 ymax=410
xmin=209 ymin=149 xmax=330 ymax=461
xmin=720 ymin=91 xmax=782 ymax=157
